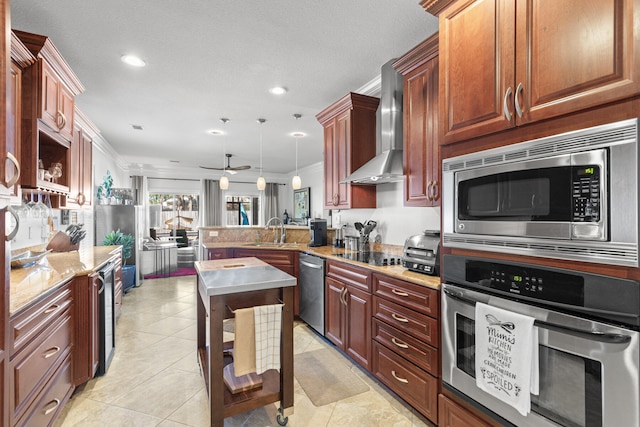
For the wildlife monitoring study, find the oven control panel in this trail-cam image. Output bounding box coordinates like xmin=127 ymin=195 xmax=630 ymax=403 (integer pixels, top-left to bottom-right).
xmin=466 ymin=260 xmax=584 ymax=306
xmin=571 ymin=165 xmax=600 ymax=222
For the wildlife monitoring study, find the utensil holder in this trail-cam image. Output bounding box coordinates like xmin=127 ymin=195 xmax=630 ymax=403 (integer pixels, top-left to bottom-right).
xmin=46 ymin=231 xmax=79 ymax=252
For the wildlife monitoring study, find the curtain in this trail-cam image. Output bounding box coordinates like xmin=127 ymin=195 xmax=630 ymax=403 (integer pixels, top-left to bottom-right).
xmin=201 ymin=179 xmax=222 ymax=226
xmin=263 ymin=183 xmax=279 ymax=224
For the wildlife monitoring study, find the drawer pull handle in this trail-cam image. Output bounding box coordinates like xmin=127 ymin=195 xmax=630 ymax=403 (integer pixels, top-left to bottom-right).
xmin=391 ymin=313 xmax=409 ymax=323
xmin=391 ymin=289 xmax=409 ymax=297
xmin=44 ymin=304 xmax=60 ymax=314
xmin=43 ymin=398 xmax=61 ymax=415
xmin=43 ymin=346 xmax=61 ymax=359
xmin=391 ymin=337 xmax=409 ymax=349
xmin=391 ymin=370 xmax=409 ymax=384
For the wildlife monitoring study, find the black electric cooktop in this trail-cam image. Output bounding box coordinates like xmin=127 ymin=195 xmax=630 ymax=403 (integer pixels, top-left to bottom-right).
xmin=335 ymin=251 xmax=402 ymax=267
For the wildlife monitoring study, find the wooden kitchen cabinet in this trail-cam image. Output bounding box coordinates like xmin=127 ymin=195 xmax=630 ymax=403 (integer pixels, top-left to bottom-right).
xmin=371 ymin=273 xmax=439 ymax=423
xmin=9 ymin=281 xmax=74 ymax=426
xmin=72 ymin=272 xmax=100 ymax=386
xmin=325 ymin=260 xmax=372 ymax=370
xmin=205 ymin=248 xmax=231 ymax=260
xmin=232 ymin=249 xmax=299 ymax=315
xmin=14 ymin=30 xmax=84 ymax=196
xmin=394 ymin=34 xmax=440 ymax=207
xmin=438 ymin=394 xmax=496 ymax=427
xmin=63 ymin=109 xmax=93 ymax=208
xmin=439 ymin=0 xmax=640 ymax=145
xmin=316 ymin=93 xmax=378 ymax=210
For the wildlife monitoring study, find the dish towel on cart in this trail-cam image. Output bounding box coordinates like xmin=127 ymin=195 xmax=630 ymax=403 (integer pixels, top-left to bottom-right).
xmin=254 ymin=303 xmax=284 ymax=375
xmin=233 ymin=307 xmax=257 ymax=376
xmin=475 ymin=302 xmax=539 ymax=416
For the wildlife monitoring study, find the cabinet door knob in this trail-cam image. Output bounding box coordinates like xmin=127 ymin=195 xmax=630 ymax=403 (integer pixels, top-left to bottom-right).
xmin=431 ymin=180 xmax=439 ymax=202
xmin=391 ymin=313 xmax=409 ymax=323
xmin=503 ymin=86 xmax=513 ymax=122
xmin=4 ymin=152 xmax=21 ymax=188
xmin=426 ymin=182 xmax=433 ymax=201
xmin=514 ymin=82 xmax=524 ymax=118
xmin=77 ymin=193 xmax=86 ymax=206
xmin=391 ymin=370 xmax=409 ymax=384
xmin=391 ymin=337 xmax=409 ymax=349
xmin=56 ymin=111 xmax=67 ymax=130
xmin=391 ymin=289 xmax=409 ymax=297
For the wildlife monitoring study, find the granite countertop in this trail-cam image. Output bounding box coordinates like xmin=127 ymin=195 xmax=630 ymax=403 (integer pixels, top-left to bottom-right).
xmin=195 ymin=257 xmax=296 ymax=296
xmin=10 ymin=245 xmax=122 ymax=315
xmin=201 ymin=242 xmax=441 ymax=290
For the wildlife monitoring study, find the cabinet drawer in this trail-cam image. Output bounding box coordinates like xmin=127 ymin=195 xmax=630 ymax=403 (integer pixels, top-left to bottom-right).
xmin=233 ymin=249 xmax=295 ymax=266
xmin=10 ymin=282 xmax=72 ymax=355
xmin=373 ymin=296 xmax=438 ymax=347
xmin=372 ymin=341 xmax=437 ymax=423
xmin=17 ymin=354 xmax=73 ymax=427
xmin=12 ymin=312 xmax=72 ymax=418
xmin=326 ymin=260 xmax=371 ymax=292
xmin=373 ymin=273 xmax=438 ymax=318
xmin=373 ymin=318 xmax=438 ymax=377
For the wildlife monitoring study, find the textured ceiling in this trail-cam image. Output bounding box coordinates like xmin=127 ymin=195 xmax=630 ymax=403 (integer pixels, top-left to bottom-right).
xmin=11 ymin=1 xmax=438 ymax=180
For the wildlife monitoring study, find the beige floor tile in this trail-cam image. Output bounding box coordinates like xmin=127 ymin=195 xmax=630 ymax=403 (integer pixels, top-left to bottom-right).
xmin=53 ymin=395 xmax=163 ymax=426
xmin=111 ymin=368 xmax=203 ymax=419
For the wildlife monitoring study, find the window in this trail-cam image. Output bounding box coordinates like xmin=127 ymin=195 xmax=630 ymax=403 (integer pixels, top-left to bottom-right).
xmin=225 ymin=195 xmax=259 ymax=226
xmin=149 ymin=193 xmax=199 ymax=234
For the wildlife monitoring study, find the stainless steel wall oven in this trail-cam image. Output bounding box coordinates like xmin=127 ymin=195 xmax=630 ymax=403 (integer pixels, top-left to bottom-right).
xmin=441 ymin=254 xmax=640 ymax=427
xmin=442 ymin=118 xmax=639 ymax=267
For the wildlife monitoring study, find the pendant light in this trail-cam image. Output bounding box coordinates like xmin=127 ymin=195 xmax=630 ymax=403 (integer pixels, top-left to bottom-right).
xmin=292 ymin=114 xmax=302 ymax=189
xmin=256 ymin=118 xmax=266 ymax=191
xmin=219 ymin=118 xmax=229 ymax=190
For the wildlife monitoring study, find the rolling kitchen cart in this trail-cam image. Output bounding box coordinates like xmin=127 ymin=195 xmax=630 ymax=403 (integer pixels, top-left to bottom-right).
xmin=195 ymin=257 xmax=296 ymax=426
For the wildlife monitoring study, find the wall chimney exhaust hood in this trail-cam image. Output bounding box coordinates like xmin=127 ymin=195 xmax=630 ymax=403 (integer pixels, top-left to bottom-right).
xmin=340 ymin=59 xmax=404 ymax=185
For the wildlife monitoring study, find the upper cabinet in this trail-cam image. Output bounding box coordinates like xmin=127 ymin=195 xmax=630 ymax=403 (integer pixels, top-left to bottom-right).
xmin=13 ymin=30 xmax=84 ymax=195
xmin=62 ymin=108 xmax=93 ymax=209
xmin=438 ymin=0 xmax=640 ymax=145
xmin=316 ymin=93 xmax=378 ymax=210
xmin=394 ymin=34 xmax=440 ymax=207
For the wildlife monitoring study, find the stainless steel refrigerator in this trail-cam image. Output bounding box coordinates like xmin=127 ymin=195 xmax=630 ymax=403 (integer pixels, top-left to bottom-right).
xmin=94 ymin=204 xmax=145 ymax=287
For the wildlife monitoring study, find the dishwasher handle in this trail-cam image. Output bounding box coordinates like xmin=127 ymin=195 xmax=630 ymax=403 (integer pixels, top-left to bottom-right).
xmin=300 ymin=260 xmax=323 ymax=269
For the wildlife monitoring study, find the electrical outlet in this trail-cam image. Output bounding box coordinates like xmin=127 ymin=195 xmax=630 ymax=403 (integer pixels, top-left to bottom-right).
xmin=209 ymin=231 xmax=218 ymax=237
xmin=334 ymin=214 xmax=341 ymax=226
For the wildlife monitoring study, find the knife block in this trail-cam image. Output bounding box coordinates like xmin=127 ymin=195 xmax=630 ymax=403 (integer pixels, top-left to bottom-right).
xmin=46 ymin=231 xmax=79 ymax=252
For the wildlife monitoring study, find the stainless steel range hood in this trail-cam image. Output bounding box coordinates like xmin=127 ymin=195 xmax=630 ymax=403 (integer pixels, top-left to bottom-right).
xmin=340 ymin=59 xmax=404 ymax=185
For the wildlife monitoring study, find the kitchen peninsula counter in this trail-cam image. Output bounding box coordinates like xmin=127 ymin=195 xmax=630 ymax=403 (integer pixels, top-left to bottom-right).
xmin=9 ymin=245 xmax=122 ymax=315
xmin=201 ymin=241 xmax=441 ymax=290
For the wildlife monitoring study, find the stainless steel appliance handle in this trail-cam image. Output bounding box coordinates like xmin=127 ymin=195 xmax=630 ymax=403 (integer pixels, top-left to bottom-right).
xmin=97 ymin=275 xmax=105 ymax=294
xmin=443 ymin=287 xmax=632 ymax=344
xmin=300 ymin=260 xmax=323 ymax=269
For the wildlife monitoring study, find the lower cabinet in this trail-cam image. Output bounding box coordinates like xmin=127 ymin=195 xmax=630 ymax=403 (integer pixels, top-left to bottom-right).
xmin=371 ymin=273 xmax=439 ymax=424
xmin=205 ymin=248 xmax=231 ymax=260
xmin=439 ymin=394 xmax=495 ymax=427
xmin=9 ymin=281 xmax=74 ymax=426
xmin=232 ymin=249 xmax=299 ymax=316
xmin=325 ymin=260 xmax=372 ymax=370
xmin=72 ymin=271 xmax=100 ymax=386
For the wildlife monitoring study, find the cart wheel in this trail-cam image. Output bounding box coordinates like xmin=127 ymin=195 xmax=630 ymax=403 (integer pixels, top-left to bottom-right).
xmin=276 ymin=408 xmax=288 ymax=426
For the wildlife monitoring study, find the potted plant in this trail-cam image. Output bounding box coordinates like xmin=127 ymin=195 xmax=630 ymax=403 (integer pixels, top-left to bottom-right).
xmin=102 ymin=229 xmax=136 ymax=291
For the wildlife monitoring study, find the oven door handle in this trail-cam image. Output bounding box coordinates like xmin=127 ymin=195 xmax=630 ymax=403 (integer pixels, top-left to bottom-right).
xmin=443 ymin=287 xmax=632 ymax=344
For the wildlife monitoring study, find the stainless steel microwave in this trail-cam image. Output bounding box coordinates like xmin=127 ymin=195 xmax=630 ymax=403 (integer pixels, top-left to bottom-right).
xmin=442 ymin=118 xmax=639 ymax=267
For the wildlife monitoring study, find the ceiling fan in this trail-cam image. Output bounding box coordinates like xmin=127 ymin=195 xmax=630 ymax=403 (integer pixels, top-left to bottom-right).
xmin=199 ymin=154 xmax=251 ymax=175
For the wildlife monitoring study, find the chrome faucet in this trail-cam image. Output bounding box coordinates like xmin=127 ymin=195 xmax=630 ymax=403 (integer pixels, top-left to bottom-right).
xmin=265 ymin=217 xmax=286 ymax=244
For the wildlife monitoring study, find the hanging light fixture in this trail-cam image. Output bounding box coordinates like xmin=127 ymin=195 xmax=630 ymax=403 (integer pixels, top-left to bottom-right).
xmin=256 ymin=118 xmax=266 ymax=191
xmin=219 ymin=118 xmax=230 ymax=190
xmin=292 ymin=114 xmax=302 ymax=189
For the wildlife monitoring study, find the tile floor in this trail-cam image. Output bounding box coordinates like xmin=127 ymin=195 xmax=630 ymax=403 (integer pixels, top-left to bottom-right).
xmin=54 ymin=275 xmax=434 ymax=426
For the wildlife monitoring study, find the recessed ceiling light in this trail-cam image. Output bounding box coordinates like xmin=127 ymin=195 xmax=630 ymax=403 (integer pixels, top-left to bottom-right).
xmin=269 ymin=86 xmax=287 ymax=95
xmin=208 ymin=129 xmax=224 ymax=136
xmin=121 ymin=54 xmax=146 ymax=67
xmin=291 ymin=132 xmax=306 ymax=138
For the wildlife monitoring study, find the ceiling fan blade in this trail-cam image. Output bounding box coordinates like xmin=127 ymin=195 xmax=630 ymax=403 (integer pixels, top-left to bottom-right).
xmin=228 ymin=165 xmax=251 ymax=171
xmin=199 ymin=165 xmax=224 ymax=171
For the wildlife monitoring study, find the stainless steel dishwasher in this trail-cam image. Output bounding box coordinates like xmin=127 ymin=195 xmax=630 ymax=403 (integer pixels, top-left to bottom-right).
xmin=298 ymin=253 xmax=326 ymax=335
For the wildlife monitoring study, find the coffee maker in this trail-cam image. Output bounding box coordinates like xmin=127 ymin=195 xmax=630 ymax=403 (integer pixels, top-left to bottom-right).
xmin=309 ymin=219 xmax=327 ymax=247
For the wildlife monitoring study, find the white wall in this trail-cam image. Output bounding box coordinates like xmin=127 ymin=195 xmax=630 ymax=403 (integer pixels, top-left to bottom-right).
xmin=282 ymin=161 xmax=440 ymax=246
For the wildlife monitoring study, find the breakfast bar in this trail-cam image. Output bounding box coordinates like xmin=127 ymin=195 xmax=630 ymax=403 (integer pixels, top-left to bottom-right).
xmin=195 ymin=257 xmax=296 ymax=427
